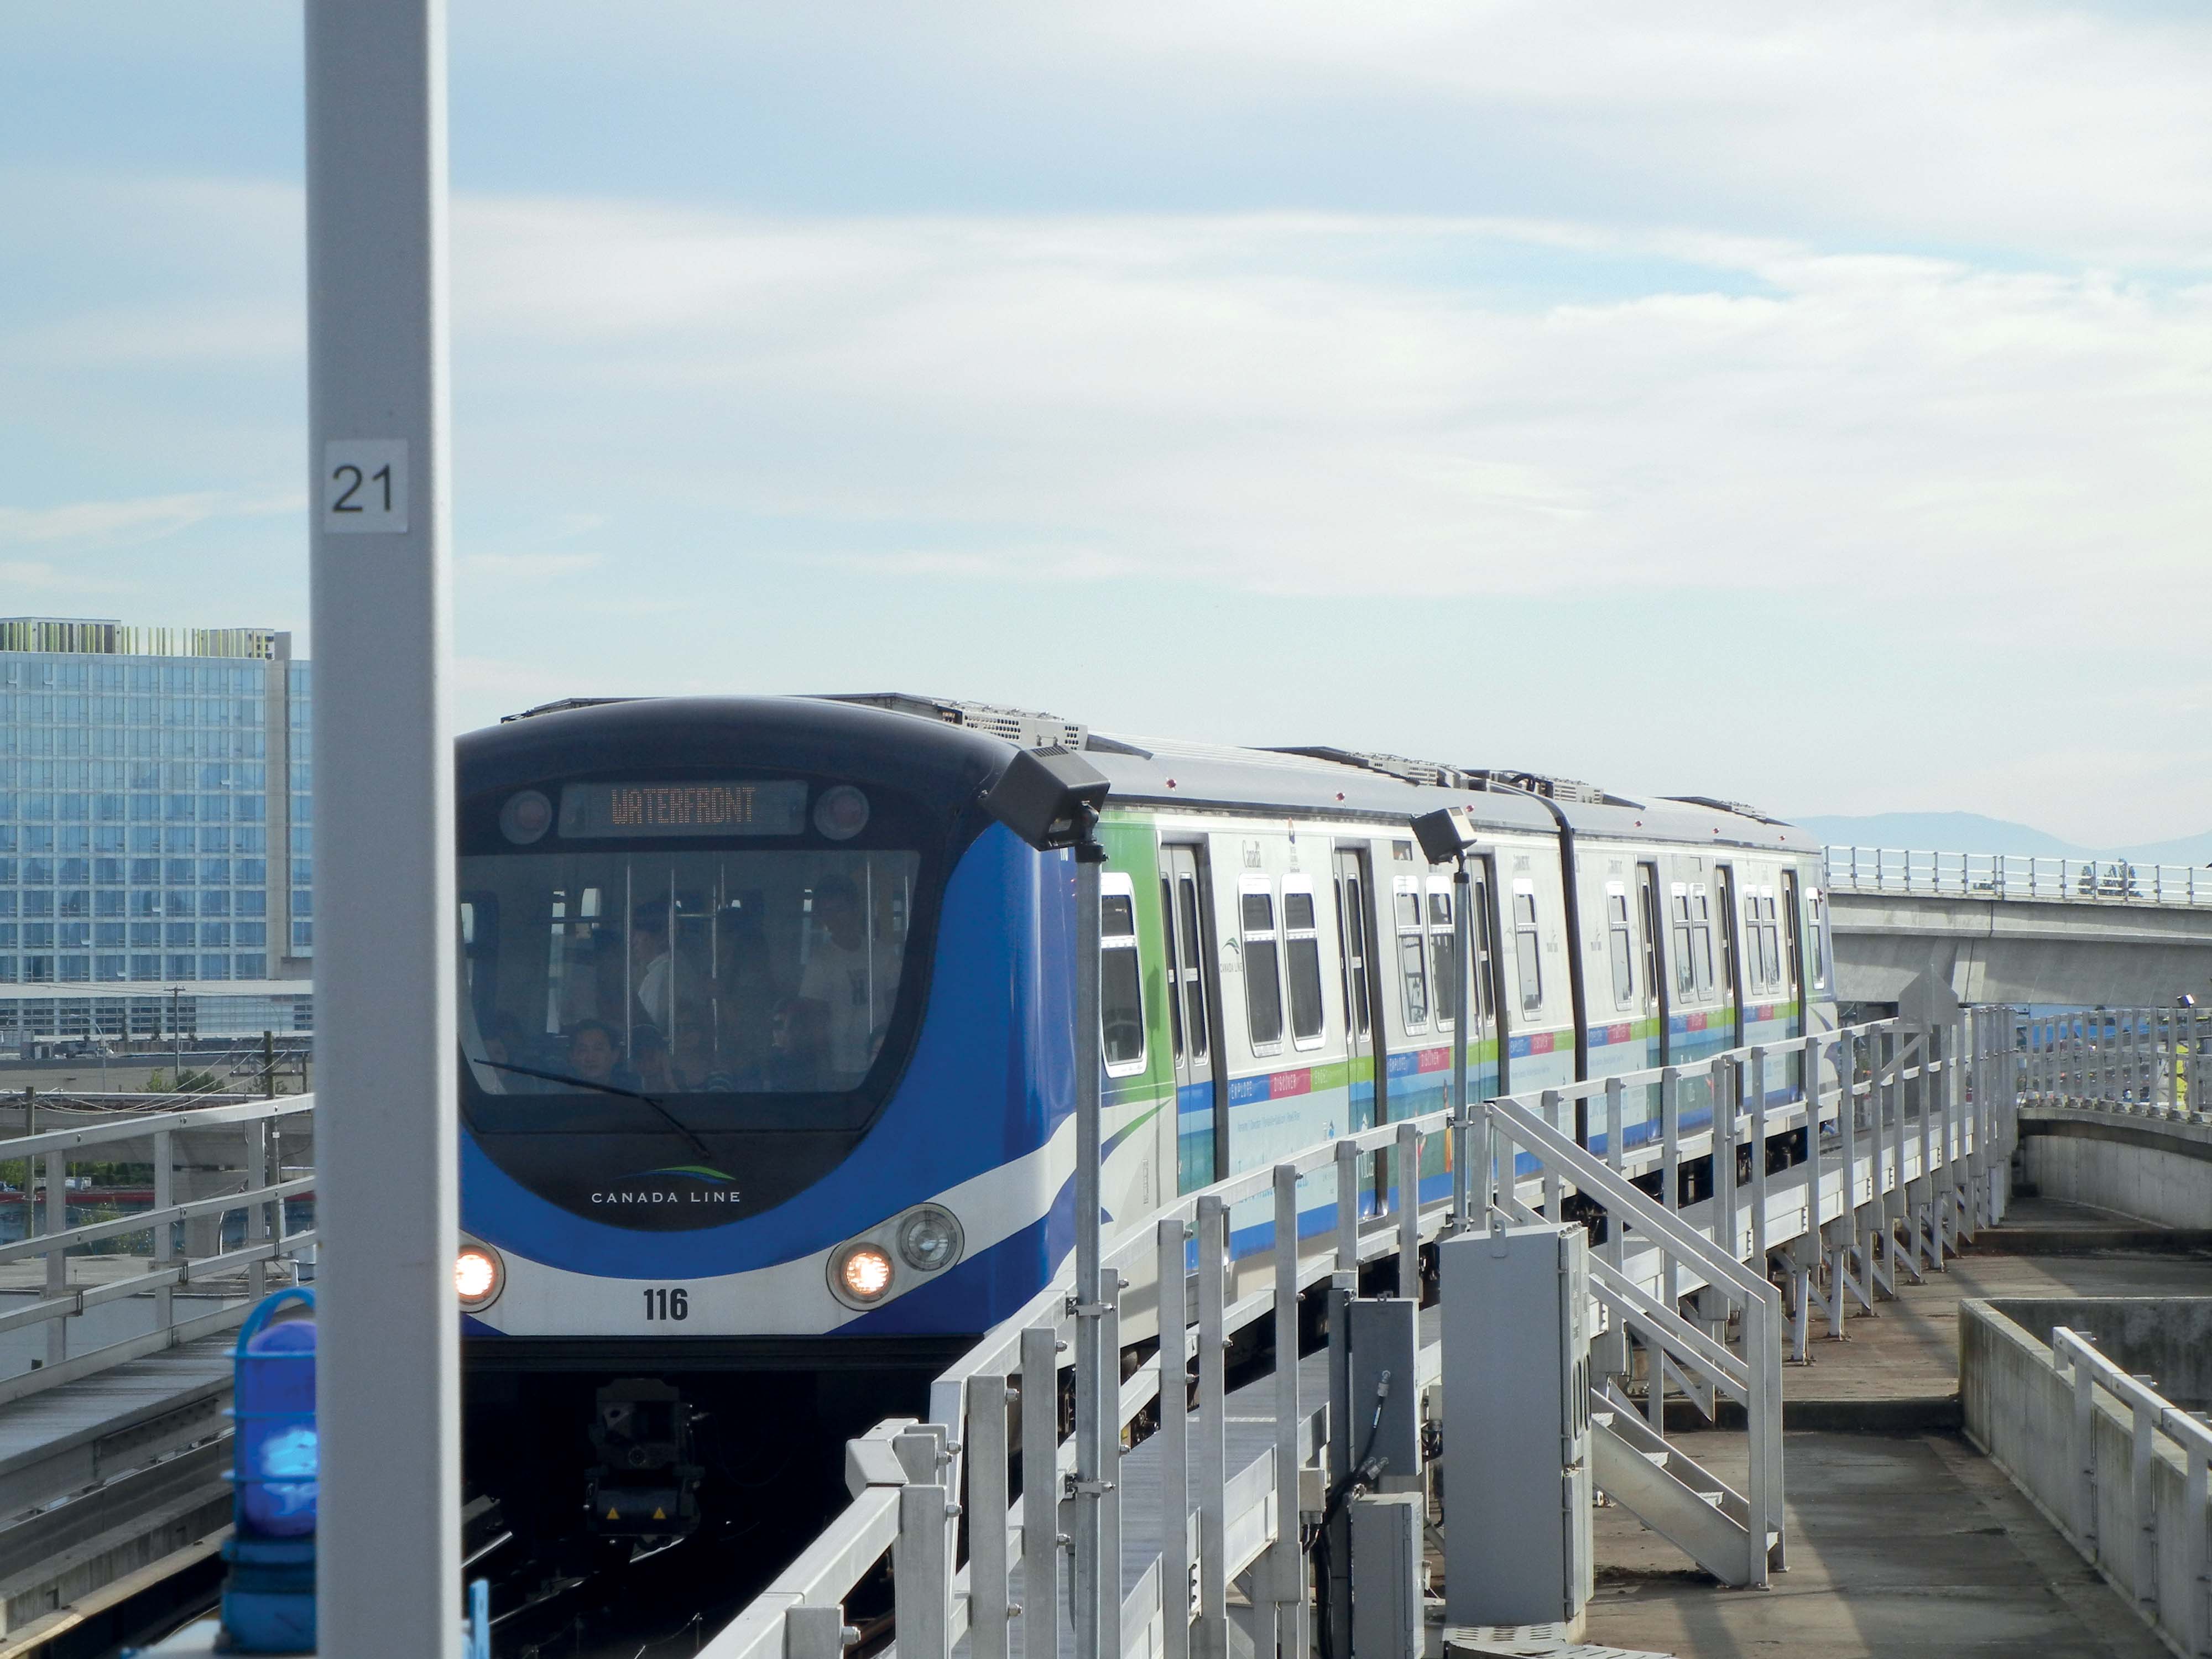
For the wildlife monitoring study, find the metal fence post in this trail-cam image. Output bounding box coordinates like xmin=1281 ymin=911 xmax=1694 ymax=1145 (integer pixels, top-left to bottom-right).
xmin=247 ymin=1118 xmax=270 ymax=1303
xmin=1019 ymin=1327 xmax=1061 ymax=1659
xmin=1748 ymin=1046 xmax=1770 ymax=1268
xmin=153 ymin=1128 xmax=175 ymax=1333
xmin=895 ymin=1481 xmax=954 ymax=1659
xmin=969 ymin=1370 xmax=1014 ymax=1659
xmin=1157 ymin=1220 xmax=1193 ymax=1659
xmin=1194 ymin=1196 xmax=1229 ymax=1659
xmin=1271 ymin=1165 xmax=1307 ymax=1658
xmin=1396 ymin=1123 xmax=1422 ymax=1299
xmin=44 ymin=1149 xmax=66 ymax=1367
xmin=1660 ymin=1066 xmax=1681 ymax=1305
xmin=1334 ymin=1141 xmax=1359 ymax=1275
xmin=1708 ymin=1063 xmax=1735 ymax=1260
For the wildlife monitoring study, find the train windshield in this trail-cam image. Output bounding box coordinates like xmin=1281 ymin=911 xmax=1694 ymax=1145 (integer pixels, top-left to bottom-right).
xmin=458 ymin=847 xmax=921 ymax=1102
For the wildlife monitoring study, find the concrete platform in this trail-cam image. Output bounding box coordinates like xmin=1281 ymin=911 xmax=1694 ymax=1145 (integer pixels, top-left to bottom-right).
xmin=1580 ymin=1197 xmax=2212 ymax=1657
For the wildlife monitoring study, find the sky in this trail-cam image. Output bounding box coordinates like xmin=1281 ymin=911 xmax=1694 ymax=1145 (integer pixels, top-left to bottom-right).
xmin=3 ymin=3 xmax=2209 ymax=847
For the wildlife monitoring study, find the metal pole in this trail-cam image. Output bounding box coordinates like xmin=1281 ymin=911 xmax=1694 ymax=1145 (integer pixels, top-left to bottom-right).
xmin=1071 ymin=851 xmax=1108 ymax=1659
xmin=308 ymin=0 xmax=461 ymax=1650
xmin=1452 ymin=855 xmax=1472 ymax=1223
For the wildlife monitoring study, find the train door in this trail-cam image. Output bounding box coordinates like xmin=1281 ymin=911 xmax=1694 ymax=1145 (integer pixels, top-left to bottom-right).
xmin=1332 ymin=847 xmax=1384 ymax=1134
xmin=1714 ymin=865 xmax=1742 ymax=1053
xmin=1160 ymin=844 xmax=1223 ymax=1193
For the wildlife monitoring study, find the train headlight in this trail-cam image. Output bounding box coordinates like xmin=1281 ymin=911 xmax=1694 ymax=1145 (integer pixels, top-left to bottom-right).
xmin=836 ymin=1244 xmax=894 ymax=1303
xmin=895 ymin=1205 xmax=964 ymax=1273
xmin=455 ymin=1244 xmax=504 ymax=1309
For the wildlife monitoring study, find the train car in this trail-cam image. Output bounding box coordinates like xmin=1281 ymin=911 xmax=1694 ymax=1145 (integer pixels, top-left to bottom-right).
xmin=451 ymin=692 xmax=1835 ymax=1561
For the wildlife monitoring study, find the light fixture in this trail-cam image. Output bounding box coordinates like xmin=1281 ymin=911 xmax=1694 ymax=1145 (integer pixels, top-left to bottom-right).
xmin=895 ymin=1205 xmax=964 ymax=1273
xmin=834 ymin=1243 xmax=894 ymax=1305
xmin=455 ymin=1243 xmax=504 ymax=1309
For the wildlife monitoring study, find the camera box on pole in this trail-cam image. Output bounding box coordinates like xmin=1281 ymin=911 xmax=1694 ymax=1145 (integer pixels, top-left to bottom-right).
xmin=1439 ymin=1224 xmax=1592 ymax=1631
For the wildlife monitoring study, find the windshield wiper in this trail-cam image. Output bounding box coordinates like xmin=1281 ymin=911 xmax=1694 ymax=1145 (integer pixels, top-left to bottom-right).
xmin=469 ymin=1056 xmax=716 ymax=1164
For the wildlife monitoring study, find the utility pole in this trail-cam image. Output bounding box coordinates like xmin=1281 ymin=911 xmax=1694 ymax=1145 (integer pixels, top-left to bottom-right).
xmin=308 ymin=1 xmax=462 ymax=1653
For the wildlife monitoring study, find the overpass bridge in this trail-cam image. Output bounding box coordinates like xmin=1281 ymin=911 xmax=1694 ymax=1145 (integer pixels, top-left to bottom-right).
xmin=1825 ymin=846 xmax=2212 ymax=1008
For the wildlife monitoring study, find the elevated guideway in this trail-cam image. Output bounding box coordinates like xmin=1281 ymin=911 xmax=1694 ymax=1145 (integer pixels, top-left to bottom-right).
xmin=1824 ymin=846 xmax=2212 ymax=1006
xmin=708 ymin=1008 xmax=2022 ymax=1659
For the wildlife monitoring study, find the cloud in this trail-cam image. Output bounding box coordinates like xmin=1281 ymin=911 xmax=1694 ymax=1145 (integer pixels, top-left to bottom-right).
xmin=0 ymin=490 xmax=299 ymax=548
xmin=0 ymin=559 xmax=135 ymax=595
xmin=460 ymin=551 xmax=603 ymax=578
xmin=450 ymin=200 xmax=2212 ymax=621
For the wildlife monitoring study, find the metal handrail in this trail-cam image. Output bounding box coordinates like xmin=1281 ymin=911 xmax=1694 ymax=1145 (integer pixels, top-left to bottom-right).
xmin=1824 ymin=846 xmax=2212 ymax=907
xmin=2048 ymin=1327 xmax=2212 ymax=1655
xmin=2018 ymin=1007 xmax=2209 ymax=1119
xmin=0 ymin=1092 xmax=317 ymax=1400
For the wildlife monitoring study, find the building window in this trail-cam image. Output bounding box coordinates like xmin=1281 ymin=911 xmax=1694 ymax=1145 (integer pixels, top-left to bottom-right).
xmin=236 ymin=953 xmax=267 ymax=979
xmin=1240 ymin=883 xmax=1284 ymax=1052
xmin=291 ymin=921 xmax=312 ymax=951
xmin=1513 ymin=890 xmax=1543 ymax=1013
xmin=200 ymin=954 xmax=230 ymax=980
xmin=95 ymin=955 xmax=126 ymax=982
xmin=1282 ymin=885 xmax=1325 ymax=1046
xmin=1100 ymin=874 xmax=1146 ymax=1076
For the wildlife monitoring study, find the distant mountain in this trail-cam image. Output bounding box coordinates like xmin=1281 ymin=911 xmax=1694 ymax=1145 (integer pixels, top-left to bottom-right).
xmin=1792 ymin=812 xmax=2093 ymax=857
xmin=1792 ymin=811 xmax=2212 ymax=866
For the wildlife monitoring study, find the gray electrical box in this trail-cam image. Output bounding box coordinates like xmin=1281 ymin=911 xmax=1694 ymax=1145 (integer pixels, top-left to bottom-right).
xmin=1439 ymin=1223 xmax=1593 ymax=1630
xmin=1350 ymin=1491 xmax=1425 ymax=1659
xmin=1348 ymin=1297 xmax=1421 ymax=1495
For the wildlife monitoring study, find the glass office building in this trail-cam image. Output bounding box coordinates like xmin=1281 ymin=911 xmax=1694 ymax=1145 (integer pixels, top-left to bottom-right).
xmin=0 ymin=618 xmax=312 ymax=1045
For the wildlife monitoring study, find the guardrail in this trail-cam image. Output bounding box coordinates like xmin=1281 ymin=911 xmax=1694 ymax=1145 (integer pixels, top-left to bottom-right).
xmin=708 ymin=1008 xmax=2017 ymax=1659
xmin=2051 ymin=1328 xmax=2212 ymax=1656
xmin=0 ymin=1093 xmax=316 ymax=1404
xmin=2021 ymin=1007 xmax=2209 ymax=1118
xmin=1824 ymin=847 xmax=2212 ymax=907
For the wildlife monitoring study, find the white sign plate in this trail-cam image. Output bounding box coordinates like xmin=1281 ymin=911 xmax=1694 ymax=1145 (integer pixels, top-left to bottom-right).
xmin=322 ymin=439 xmax=409 ymax=534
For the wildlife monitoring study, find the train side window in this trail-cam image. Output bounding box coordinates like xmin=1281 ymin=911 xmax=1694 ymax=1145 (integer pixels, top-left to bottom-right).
xmin=1100 ymin=874 xmax=1146 ymax=1076
xmin=1282 ymin=885 xmax=1326 ymax=1047
xmin=1470 ymin=874 xmax=1495 ymax=1027
xmin=1606 ymin=888 xmax=1634 ymax=1007
xmin=1808 ymin=888 xmax=1831 ymax=992
xmin=1512 ymin=888 xmax=1542 ymax=1013
xmin=1334 ymin=875 xmax=1370 ymax=1038
xmin=1240 ymin=882 xmax=1285 ymax=1052
xmin=1159 ymin=878 xmax=1185 ymax=1060
xmin=1691 ymin=887 xmax=1715 ymax=997
xmin=1425 ymin=883 xmax=1457 ymax=1029
xmin=1393 ymin=881 xmax=1428 ymax=1032
xmin=1761 ymin=893 xmax=1782 ymax=992
xmin=1670 ymin=887 xmax=1694 ymax=997
xmin=1178 ymin=875 xmax=1210 ymax=1060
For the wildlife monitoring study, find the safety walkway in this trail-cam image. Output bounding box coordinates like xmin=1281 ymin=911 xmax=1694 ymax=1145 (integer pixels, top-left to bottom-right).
xmin=1584 ymin=1198 xmax=2211 ymax=1658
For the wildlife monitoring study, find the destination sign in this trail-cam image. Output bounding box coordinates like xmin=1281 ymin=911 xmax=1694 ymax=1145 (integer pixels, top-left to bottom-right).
xmin=559 ymin=780 xmax=808 ymax=838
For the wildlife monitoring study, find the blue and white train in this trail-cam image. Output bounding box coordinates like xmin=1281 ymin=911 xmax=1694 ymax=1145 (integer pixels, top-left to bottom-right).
xmin=450 ymin=693 xmax=1836 ymax=1545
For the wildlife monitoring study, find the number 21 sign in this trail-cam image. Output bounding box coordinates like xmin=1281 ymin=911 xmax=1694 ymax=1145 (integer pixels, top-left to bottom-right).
xmin=323 ymin=439 xmax=409 ymax=534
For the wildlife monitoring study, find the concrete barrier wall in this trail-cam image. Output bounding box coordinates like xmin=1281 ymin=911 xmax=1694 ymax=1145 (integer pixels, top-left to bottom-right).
xmin=2020 ymin=1109 xmax=2212 ymax=1230
xmin=1985 ymin=1297 xmax=2212 ymax=1410
xmin=1960 ymin=1299 xmax=2205 ymax=1651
